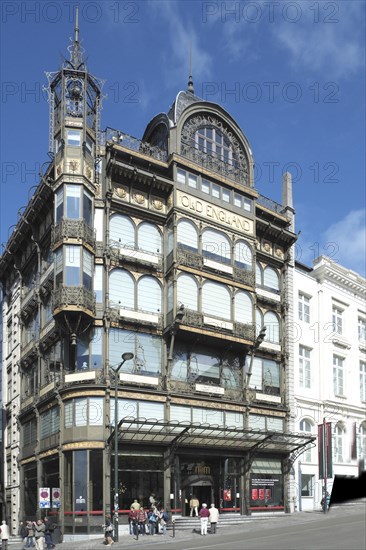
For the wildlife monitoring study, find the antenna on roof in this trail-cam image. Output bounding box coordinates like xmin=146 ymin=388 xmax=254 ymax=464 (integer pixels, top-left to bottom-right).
xmin=187 ymin=43 xmax=194 ymax=94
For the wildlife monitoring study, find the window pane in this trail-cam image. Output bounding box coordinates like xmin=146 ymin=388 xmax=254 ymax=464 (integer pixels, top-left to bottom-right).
xmin=264 ymin=312 xmax=280 ymax=343
xmin=89 ymin=398 xmax=103 ymax=425
xmin=67 ymin=130 xmax=81 ymax=146
xmin=264 ymin=267 xmax=279 ymax=291
xmin=202 ymin=281 xmax=231 ymax=320
xmin=170 ymin=405 xmax=191 ymax=423
xmin=65 ymin=246 xmax=81 ymax=286
xmin=191 ymin=350 xmax=220 ymax=384
xmin=75 ymin=398 xmax=88 ymax=426
xmin=177 ymin=220 xmax=198 ymax=252
xmin=222 ymin=188 xmax=230 ymax=202
xmin=177 ymin=274 xmax=198 ymax=310
xmin=94 ymin=265 xmax=103 ymax=302
xmin=235 ymin=241 xmax=252 ymax=269
xmin=177 ymin=169 xmax=186 ymax=184
xmin=212 ymin=184 xmax=220 ymax=198
xmin=235 ymin=291 xmax=252 ymax=324
xmin=55 ymin=187 xmax=63 ymax=223
xmin=77 ymin=332 xmax=89 ymax=370
xmin=83 ymin=189 xmax=93 ymax=226
xmin=83 ymin=249 xmax=93 ymax=290
xmin=65 ymin=185 xmax=81 ymax=219
xmin=138 ymin=223 xmax=162 ymax=253
xmin=201 ymin=179 xmax=210 ymax=194
xmin=109 ymin=269 xmax=134 ymax=309
xmin=91 ymin=328 xmax=102 ymax=369
xmin=137 ymin=276 xmax=161 ymax=313
xmin=110 ymin=215 xmax=134 ymax=247
xmin=202 ymin=229 xmax=231 ymax=264
xmin=188 ymin=174 xmax=197 ymax=188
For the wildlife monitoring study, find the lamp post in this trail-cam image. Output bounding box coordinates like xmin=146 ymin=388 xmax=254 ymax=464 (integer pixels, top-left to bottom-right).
xmin=112 ymin=352 xmax=134 ymax=542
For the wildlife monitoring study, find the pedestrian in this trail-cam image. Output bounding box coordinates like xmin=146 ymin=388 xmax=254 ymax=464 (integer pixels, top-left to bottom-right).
xmin=0 ymin=520 xmax=10 ymax=550
xmin=128 ymin=509 xmax=138 ymax=536
xmin=103 ymin=515 xmax=114 ymax=546
xmin=19 ymin=521 xmax=28 ymax=548
xmin=33 ymin=520 xmax=45 ymax=550
xmin=25 ymin=521 xmax=35 ymax=548
xmin=189 ymin=495 xmax=199 ymax=517
xmin=137 ymin=507 xmax=147 ymax=535
xmin=147 ymin=508 xmax=158 ymax=535
xmin=43 ymin=518 xmax=54 ymax=550
xmin=199 ymin=503 xmax=210 ymax=536
xmin=209 ymin=503 xmax=219 ymax=534
xmin=159 ymin=507 xmax=170 ymax=535
xmin=130 ymin=499 xmax=141 ymax=511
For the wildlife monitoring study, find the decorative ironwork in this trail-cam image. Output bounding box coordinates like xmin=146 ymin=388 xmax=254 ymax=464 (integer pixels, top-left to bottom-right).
xmin=108 ymin=244 xmax=162 ymax=271
xmin=233 ymin=267 xmax=255 ymax=287
xmin=234 ymin=322 xmax=255 ymax=341
xmin=103 ymin=127 xmax=168 ymax=162
xmin=52 ymin=286 xmax=95 ymax=314
xmin=52 ymin=219 xmax=96 ymax=249
xmin=182 ymin=309 xmax=203 ymax=328
xmin=257 ymin=194 xmax=284 ymax=215
xmin=180 ymin=114 xmax=249 ymax=184
xmin=176 ymin=246 xmax=201 ymax=269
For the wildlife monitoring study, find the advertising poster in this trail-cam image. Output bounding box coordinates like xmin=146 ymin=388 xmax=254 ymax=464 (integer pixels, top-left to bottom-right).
xmin=223 ymin=489 xmax=232 ymax=501
xmin=251 ymin=489 xmax=258 ymax=500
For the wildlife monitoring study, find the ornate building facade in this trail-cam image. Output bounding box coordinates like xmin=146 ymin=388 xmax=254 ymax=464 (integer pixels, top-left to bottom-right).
xmin=0 ymin=19 xmax=313 ymax=537
xmin=293 ymin=257 xmax=366 ymax=511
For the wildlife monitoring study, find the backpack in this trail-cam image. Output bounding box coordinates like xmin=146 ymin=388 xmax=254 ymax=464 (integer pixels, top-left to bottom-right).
xmin=162 ymin=511 xmax=170 ymax=522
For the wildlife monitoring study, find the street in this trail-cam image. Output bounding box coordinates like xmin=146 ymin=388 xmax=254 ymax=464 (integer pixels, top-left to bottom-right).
xmin=11 ymin=500 xmax=365 ymax=550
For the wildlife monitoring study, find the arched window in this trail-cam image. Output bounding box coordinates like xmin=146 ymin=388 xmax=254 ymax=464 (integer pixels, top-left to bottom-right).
xmin=177 ymin=219 xmax=198 ymax=252
xmin=264 ymin=311 xmax=280 ymax=343
xmin=256 ymin=263 xmax=262 ymax=286
xmin=263 ymin=267 xmax=280 ymax=292
xmin=110 ymin=214 xmax=135 ymax=248
xmin=193 ymin=126 xmax=236 ymax=167
xmin=137 ymin=222 xmax=162 ymax=254
xmin=202 ymin=281 xmax=231 ymax=320
xmin=177 ymin=274 xmax=198 ymax=311
xmin=109 ymin=269 xmax=134 ymax=309
xmin=234 ymin=291 xmax=252 ymax=324
xmin=300 ymin=419 xmax=313 ymax=462
xmin=202 ymin=228 xmax=231 ymax=265
xmin=334 ymin=423 xmax=346 ymax=463
xmin=137 ymin=276 xmax=161 ymax=313
xmin=235 ymin=241 xmax=253 ymax=270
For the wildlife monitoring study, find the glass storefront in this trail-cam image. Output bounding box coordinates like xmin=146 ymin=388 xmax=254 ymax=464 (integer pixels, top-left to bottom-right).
xmin=118 ymin=452 xmax=164 ymax=512
xmin=250 ymin=459 xmax=284 ymax=509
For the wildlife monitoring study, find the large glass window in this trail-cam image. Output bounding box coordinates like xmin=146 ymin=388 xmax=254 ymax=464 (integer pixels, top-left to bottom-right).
xmin=177 ymin=219 xmax=198 ymax=252
xmin=137 ymin=276 xmax=161 ymax=313
xmin=138 ymin=223 xmax=162 ymax=254
xmin=299 ymin=419 xmax=313 ymax=462
xmin=109 ymin=328 xmax=161 ymax=376
xmin=334 ymin=423 xmax=345 ymax=463
xmin=65 ymin=184 xmax=81 ymax=219
xmin=263 ymin=267 xmax=280 ymax=292
xmin=299 ymin=345 xmax=311 ymax=389
xmin=202 ymin=281 xmax=231 ymax=320
xmin=301 ymin=474 xmax=314 ymax=497
xmin=264 ymin=311 xmax=280 ymax=343
xmin=332 ymin=306 xmax=343 ymax=335
xmin=177 ymin=274 xmax=198 ymax=311
xmin=83 ymin=249 xmax=93 ymax=290
xmin=249 ymin=357 xmax=280 ymax=394
xmin=358 ymin=318 xmax=366 ymax=342
xmin=333 ymin=355 xmax=344 ymax=396
xmin=234 ymin=291 xmax=252 ymax=324
xmin=65 ymin=246 xmax=81 ymax=286
xmin=64 ymin=397 xmax=104 ymax=428
xmin=109 ymin=214 xmax=135 ymax=247
xmin=40 ymin=408 xmax=60 ymax=439
xmin=202 ymin=229 xmax=231 ymax=265
xmin=109 ymin=269 xmax=134 ymax=309
xmin=234 ymin=240 xmax=252 ymax=270
xmin=298 ymin=293 xmax=310 ymax=323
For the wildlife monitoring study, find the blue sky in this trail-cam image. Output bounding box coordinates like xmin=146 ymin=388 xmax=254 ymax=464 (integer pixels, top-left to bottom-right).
xmin=1 ymin=0 xmax=365 ymax=275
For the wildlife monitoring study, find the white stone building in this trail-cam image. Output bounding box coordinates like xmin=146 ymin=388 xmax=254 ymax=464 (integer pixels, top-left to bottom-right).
xmin=293 ymin=256 xmax=366 ymax=511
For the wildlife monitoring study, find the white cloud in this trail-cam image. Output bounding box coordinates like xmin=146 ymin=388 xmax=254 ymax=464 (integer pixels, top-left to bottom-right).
xmin=148 ymin=1 xmax=213 ymax=88
xmin=322 ymin=209 xmax=366 ymax=276
xmin=274 ymin=0 xmax=365 ymax=80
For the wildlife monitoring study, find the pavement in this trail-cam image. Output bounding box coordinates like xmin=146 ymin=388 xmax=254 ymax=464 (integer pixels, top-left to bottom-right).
xmin=8 ymin=499 xmax=366 ymax=550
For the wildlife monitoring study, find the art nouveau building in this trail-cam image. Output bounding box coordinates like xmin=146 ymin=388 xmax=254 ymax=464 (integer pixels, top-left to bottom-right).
xmin=293 ymin=257 xmax=366 ymax=511
xmin=0 ymin=21 xmax=313 ymax=537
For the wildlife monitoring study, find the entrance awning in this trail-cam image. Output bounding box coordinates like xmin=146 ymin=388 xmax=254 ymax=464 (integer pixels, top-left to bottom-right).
xmin=110 ymin=417 xmax=315 ymax=454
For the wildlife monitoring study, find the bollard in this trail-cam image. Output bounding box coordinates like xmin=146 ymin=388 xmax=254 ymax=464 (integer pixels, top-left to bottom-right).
xmin=172 ymin=517 xmax=175 ymax=538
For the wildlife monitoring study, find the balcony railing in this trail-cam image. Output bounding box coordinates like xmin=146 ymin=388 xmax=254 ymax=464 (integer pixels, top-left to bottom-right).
xmin=52 ymin=219 xmax=96 ymax=249
xmin=257 ymin=194 xmax=284 ymax=215
xmin=104 ymin=127 xmax=168 ymax=163
xmin=53 ymin=286 xmax=95 ymax=315
xmin=181 ymin=141 xmax=247 ymax=185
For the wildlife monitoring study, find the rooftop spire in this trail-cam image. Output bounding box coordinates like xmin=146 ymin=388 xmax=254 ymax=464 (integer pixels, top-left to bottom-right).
xmin=187 ymin=44 xmax=194 ymax=94
xmin=67 ymin=5 xmax=84 ymax=69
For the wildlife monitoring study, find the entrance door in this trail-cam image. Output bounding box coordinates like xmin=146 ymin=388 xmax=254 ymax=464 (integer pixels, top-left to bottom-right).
xmin=195 ymin=485 xmax=213 ymax=508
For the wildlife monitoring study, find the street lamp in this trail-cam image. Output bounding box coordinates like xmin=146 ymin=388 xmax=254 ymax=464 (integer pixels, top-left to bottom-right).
xmin=112 ymin=351 xmax=134 ymax=542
